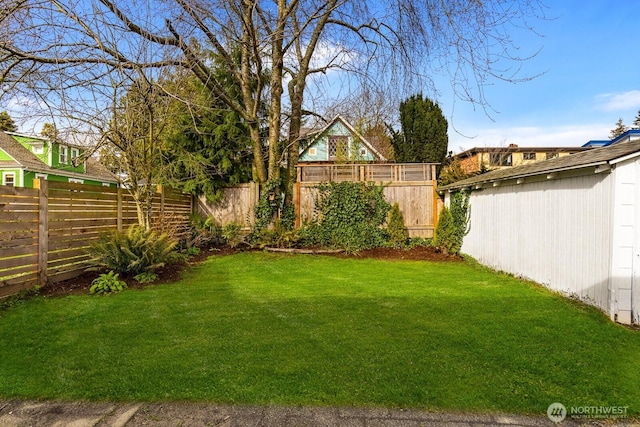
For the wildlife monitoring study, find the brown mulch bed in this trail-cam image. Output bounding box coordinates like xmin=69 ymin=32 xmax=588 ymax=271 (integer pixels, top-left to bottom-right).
xmin=40 ymin=245 xmax=460 ymax=298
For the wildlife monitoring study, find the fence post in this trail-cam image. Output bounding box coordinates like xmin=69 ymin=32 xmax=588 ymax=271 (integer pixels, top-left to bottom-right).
xmin=34 ymin=179 xmax=48 ymax=287
xmin=117 ymin=187 xmax=123 ymax=232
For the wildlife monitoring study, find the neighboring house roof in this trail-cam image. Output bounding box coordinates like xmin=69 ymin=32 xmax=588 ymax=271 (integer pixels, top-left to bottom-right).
xmin=299 ymin=115 xmax=387 ymax=161
xmin=453 ymin=145 xmax=591 ymax=159
xmin=0 ymin=131 xmax=117 ymax=183
xmin=582 ymin=129 xmax=640 ymax=147
xmin=441 ymin=138 xmax=640 ymax=191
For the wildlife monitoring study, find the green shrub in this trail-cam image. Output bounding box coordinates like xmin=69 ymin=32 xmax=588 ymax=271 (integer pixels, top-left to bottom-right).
xmin=222 ymin=223 xmax=244 ymax=248
xmin=434 ymin=207 xmax=458 ymax=254
xmin=184 ymin=212 xmax=223 ymax=248
xmin=90 ymin=271 xmax=127 ymax=295
xmin=86 ymin=225 xmax=178 ymax=275
xmin=386 ymin=202 xmax=409 ymax=248
xmin=303 ymin=182 xmax=390 ymax=253
xmin=133 ymin=271 xmax=158 ymax=283
xmin=254 ymin=179 xmax=284 ymax=230
xmin=185 ymin=246 xmax=201 ymax=256
xmin=251 ymin=220 xmax=300 ymax=248
xmin=450 ymin=190 xmax=470 ymax=249
xmin=408 ymin=237 xmax=433 ymax=248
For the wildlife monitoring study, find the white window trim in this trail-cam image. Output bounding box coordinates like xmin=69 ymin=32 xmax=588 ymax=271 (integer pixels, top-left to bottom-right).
xmin=32 ymin=144 xmax=44 ymax=155
xmin=59 ymin=145 xmax=68 ymax=164
xmin=35 ymin=173 xmax=48 ymax=181
xmin=68 ymin=178 xmax=84 ymax=184
xmin=102 ymin=182 xmax=111 ymax=187
xmin=3 ymin=172 xmax=16 ymax=186
xmin=71 ymin=147 xmax=79 ymax=159
xmin=309 ymin=148 xmax=317 ymax=156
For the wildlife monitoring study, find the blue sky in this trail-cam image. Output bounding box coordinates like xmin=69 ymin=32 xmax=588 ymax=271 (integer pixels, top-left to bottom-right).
xmin=441 ymin=1 xmax=640 ymax=154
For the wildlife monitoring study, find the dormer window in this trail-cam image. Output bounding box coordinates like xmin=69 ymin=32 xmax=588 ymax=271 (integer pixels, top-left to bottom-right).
xmin=32 ymin=144 xmax=44 ymax=155
xmin=59 ymin=145 xmax=68 ymax=164
xmin=71 ymin=147 xmax=80 ymax=165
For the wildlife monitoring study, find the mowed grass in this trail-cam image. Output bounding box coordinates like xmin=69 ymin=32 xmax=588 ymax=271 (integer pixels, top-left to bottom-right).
xmin=0 ymin=252 xmax=639 ymax=414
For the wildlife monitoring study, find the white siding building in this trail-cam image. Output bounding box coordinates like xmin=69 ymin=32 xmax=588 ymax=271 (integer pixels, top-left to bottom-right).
xmin=441 ymin=139 xmax=640 ymax=325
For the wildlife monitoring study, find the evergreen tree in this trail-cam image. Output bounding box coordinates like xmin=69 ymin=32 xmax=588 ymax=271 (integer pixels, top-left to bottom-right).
xmin=0 ymin=111 xmax=17 ymax=132
xmin=41 ymin=122 xmax=59 ymax=141
xmin=610 ymin=118 xmax=628 ymax=139
xmin=633 ymin=110 xmax=640 ymax=129
xmin=391 ymin=94 xmax=448 ymax=174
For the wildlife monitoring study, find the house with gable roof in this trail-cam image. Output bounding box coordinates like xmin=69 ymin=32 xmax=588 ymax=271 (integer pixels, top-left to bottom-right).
xmin=298 ymin=115 xmax=387 ymax=163
xmin=0 ymin=131 xmax=118 ymax=188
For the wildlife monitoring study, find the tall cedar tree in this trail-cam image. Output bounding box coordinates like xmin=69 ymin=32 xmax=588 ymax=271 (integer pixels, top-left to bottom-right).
xmin=392 ymin=95 xmax=448 ymax=174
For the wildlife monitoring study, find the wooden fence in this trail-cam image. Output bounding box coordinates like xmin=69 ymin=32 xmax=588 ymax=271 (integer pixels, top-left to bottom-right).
xmin=196 ymin=183 xmax=259 ymax=231
xmin=196 ymin=164 xmax=441 ymax=238
xmin=295 ymin=164 xmax=440 ymax=238
xmin=0 ymin=180 xmax=192 ymax=298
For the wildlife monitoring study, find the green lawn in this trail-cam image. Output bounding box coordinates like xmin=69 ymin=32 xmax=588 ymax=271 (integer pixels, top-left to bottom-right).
xmin=0 ymin=252 xmax=638 ymax=415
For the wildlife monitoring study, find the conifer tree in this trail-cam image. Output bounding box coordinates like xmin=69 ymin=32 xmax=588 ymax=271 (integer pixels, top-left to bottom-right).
xmin=0 ymin=111 xmax=17 ymax=132
xmin=633 ymin=110 xmax=640 ymax=129
xmin=390 ymin=94 xmax=448 ymax=175
xmin=610 ymin=118 xmax=628 ymax=139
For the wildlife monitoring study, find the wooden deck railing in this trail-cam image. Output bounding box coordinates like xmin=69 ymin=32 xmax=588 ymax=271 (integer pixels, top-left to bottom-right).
xmin=297 ymin=163 xmax=437 ymax=183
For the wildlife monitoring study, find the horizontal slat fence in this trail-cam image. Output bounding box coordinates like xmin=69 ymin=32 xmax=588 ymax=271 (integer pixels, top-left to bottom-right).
xmin=0 ymin=180 xmax=192 ymax=298
xmin=0 ymin=186 xmax=40 ymax=295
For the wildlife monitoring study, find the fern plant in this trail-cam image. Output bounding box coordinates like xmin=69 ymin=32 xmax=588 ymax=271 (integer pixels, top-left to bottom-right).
xmin=86 ymin=225 xmax=177 ymax=275
xmin=90 ymin=271 xmax=127 ymax=295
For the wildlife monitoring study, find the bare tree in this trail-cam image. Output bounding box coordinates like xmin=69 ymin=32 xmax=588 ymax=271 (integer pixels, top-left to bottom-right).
xmin=1 ymin=0 xmax=546 ymax=192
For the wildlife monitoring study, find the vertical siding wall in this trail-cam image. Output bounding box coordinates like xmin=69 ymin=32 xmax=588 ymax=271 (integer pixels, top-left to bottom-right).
xmin=462 ymin=173 xmax=613 ymax=317
xmin=609 ymin=159 xmax=639 ymax=324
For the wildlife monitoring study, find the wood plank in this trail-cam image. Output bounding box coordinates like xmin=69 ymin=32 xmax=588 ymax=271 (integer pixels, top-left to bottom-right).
xmin=0 ymin=263 xmax=38 ymax=278
xmin=48 ymin=230 xmax=102 ymax=242
xmin=48 ymin=181 xmax=118 ymax=193
xmin=48 ymin=210 xmax=118 ymax=221
xmin=0 ymin=254 xmax=38 ymax=270
xmin=0 ymin=211 xmax=39 ymax=222
xmin=0 ymin=186 xmax=38 ymax=197
xmin=49 ymin=237 xmax=97 ymax=251
xmin=0 ymin=231 xmax=38 ymax=243
xmin=48 ymin=268 xmax=87 ymax=284
xmin=0 ymin=195 xmax=39 ymax=206
xmin=47 ymin=198 xmax=119 ymax=208
xmin=48 ymin=254 xmax=91 ymax=269
xmin=48 ymin=218 xmax=117 ymax=230
xmin=48 ymin=247 xmax=90 ymax=262
xmin=0 ymin=277 xmax=39 ymax=298
xmin=0 ymin=245 xmax=38 ymax=259
xmin=0 ymin=271 xmax=38 ymax=288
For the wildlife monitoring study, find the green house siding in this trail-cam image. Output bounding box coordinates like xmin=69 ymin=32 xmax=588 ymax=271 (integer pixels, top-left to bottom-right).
xmin=12 ymin=135 xmax=50 ymax=164
xmin=22 ymin=170 xmax=117 ymax=188
xmin=51 ymin=143 xmax=85 ymax=173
